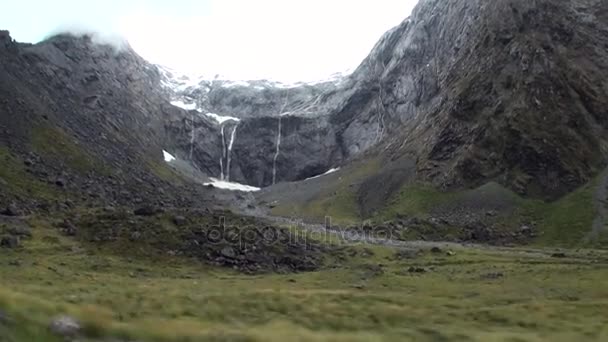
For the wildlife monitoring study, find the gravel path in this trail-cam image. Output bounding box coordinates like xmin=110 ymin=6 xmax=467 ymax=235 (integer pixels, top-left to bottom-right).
xmin=262 ymin=216 xmax=580 ymax=260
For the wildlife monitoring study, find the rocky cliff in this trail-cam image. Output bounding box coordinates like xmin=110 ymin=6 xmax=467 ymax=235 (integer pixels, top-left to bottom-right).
xmin=3 ymin=0 xmax=608 ymax=206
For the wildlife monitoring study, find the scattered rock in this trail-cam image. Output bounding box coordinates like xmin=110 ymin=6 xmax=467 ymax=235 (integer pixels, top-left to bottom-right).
xmin=1 ymin=203 xmax=21 ymax=217
xmin=0 ymin=235 xmax=20 ymax=248
xmin=172 ymin=215 xmax=187 ymax=226
xmin=394 ymin=249 xmax=421 ymax=260
xmin=133 ymin=206 xmax=157 ymax=216
xmin=49 ymin=315 xmax=81 ymax=337
xmin=486 ymin=210 xmax=498 ymax=217
xmin=519 ymin=225 xmax=532 ymax=234
xmin=408 ymin=266 xmax=427 ymax=273
xmin=59 ymin=220 xmax=77 ymax=236
xmin=481 ymin=272 xmax=504 ymax=280
xmin=6 ymin=226 xmax=32 ymax=238
xmin=8 ymin=260 xmax=21 ymax=266
xmin=430 ymin=247 xmax=443 ymax=254
xmin=220 ymin=246 xmax=236 ymax=259
xmin=129 ymin=231 xmax=142 ymax=241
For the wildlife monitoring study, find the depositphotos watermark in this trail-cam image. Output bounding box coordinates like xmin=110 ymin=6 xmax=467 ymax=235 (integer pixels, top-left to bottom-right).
xmin=200 ymin=216 xmax=397 ymax=247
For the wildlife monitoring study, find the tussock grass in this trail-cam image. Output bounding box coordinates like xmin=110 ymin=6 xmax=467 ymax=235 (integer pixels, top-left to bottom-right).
xmin=1 ymin=220 xmax=608 ymax=341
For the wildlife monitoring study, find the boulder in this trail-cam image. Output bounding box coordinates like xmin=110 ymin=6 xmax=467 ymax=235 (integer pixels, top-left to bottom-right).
xmin=0 ymin=235 xmax=20 ymax=248
xmin=49 ymin=315 xmax=81 ymax=337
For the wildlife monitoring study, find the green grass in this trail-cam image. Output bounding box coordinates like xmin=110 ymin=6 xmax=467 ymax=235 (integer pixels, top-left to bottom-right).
xmin=519 ymin=181 xmax=596 ymax=247
xmin=271 ymin=158 xmax=382 ymax=225
xmin=371 ymin=183 xmax=456 ymax=220
xmin=0 ymin=146 xmax=63 ymax=200
xmin=273 ymin=158 xmax=601 ymax=247
xmin=1 ymin=217 xmax=608 ymax=341
xmin=30 ymin=125 xmax=101 ymax=174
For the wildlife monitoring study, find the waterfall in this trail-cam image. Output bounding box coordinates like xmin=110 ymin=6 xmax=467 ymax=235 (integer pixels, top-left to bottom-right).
xmin=220 ymin=125 xmax=226 ymax=180
xmin=225 ymin=123 xmax=239 ymax=181
xmin=272 ymin=116 xmax=282 ymax=185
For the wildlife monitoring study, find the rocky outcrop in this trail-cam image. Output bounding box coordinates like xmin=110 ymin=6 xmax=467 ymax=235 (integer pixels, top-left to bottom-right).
xmin=349 ymin=0 xmax=608 ymax=198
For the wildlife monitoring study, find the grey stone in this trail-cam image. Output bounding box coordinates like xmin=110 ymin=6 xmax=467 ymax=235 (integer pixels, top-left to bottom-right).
xmin=49 ymin=315 xmax=81 ymax=337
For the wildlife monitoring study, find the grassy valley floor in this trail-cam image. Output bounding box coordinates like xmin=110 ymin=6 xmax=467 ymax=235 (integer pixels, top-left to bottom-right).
xmin=1 ymin=218 xmax=608 ymax=341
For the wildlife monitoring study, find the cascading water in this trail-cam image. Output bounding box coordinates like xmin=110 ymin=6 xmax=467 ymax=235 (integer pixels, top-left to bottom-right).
xmin=225 ymin=124 xmax=239 ymax=181
xmin=272 ymin=115 xmax=282 ymax=185
xmin=218 ymin=122 xmax=239 ymax=181
xmin=220 ymin=125 xmax=226 ymax=180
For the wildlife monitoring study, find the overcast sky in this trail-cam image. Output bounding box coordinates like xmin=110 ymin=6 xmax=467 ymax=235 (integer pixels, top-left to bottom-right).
xmin=1 ymin=0 xmax=419 ymax=81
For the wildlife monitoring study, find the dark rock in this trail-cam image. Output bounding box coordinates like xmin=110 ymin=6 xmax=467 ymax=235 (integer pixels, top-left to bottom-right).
xmin=220 ymin=246 xmax=236 ymax=259
xmin=408 ymin=266 xmax=426 ymax=273
xmin=430 ymin=247 xmax=443 ymax=254
xmin=172 ymin=215 xmax=187 ymax=226
xmin=0 ymin=235 xmax=20 ymax=248
xmin=133 ymin=206 xmax=157 ymax=216
xmin=6 ymin=226 xmax=32 ymax=238
xmin=55 ymin=178 xmax=66 ymax=187
xmin=481 ymin=272 xmax=505 ymax=280
xmin=551 ymin=252 xmax=567 ymax=258
xmin=1 ymin=203 xmax=21 ymax=217
xmin=59 ymin=220 xmax=77 ymax=236
xmin=129 ymin=231 xmax=142 ymax=241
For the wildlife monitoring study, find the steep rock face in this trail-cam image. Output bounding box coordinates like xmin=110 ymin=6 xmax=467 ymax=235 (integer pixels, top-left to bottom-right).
xmin=161 ymin=71 xmax=350 ymax=187
xmin=332 ymin=0 xmax=608 ymax=199
xmin=192 ymin=0 xmax=608 ymax=197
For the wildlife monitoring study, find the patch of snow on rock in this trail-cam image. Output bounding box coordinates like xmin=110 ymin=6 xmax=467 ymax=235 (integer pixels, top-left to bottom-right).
xmin=170 ymin=100 xmax=197 ymax=111
xmin=163 ymin=150 xmax=176 ymax=162
xmin=205 ymin=113 xmax=241 ymax=124
xmin=204 ymin=178 xmax=260 ymax=192
xmin=305 ymin=168 xmax=340 ymax=181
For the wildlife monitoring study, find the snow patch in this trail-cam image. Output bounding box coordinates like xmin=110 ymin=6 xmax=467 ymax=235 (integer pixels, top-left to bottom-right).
xmin=205 ymin=113 xmax=240 ymax=124
xmin=170 ymin=100 xmax=197 ymax=111
xmin=305 ymin=168 xmax=340 ymax=181
xmin=204 ymin=178 xmax=260 ymax=192
xmin=163 ymin=150 xmax=176 ymax=162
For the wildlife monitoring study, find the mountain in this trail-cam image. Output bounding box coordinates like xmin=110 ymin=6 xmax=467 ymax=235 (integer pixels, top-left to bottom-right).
xmin=1 ymin=0 xmax=608 ymax=231
xmin=0 ymin=31 xmax=218 ymax=211
xmin=160 ymin=0 xmax=608 ymax=201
